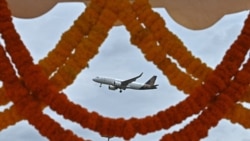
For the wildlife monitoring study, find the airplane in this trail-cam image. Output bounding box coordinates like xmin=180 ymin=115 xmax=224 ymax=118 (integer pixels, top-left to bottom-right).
xmin=92 ymin=73 xmax=158 ymax=92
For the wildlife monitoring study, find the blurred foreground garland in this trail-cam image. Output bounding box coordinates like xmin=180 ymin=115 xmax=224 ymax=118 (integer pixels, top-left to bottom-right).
xmin=0 ymin=0 xmax=250 ymax=140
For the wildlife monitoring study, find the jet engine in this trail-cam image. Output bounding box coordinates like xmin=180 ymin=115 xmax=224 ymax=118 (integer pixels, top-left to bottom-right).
xmin=108 ymin=85 xmax=118 ymax=90
xmin=113 ymin=81 xmax=121 ymax=87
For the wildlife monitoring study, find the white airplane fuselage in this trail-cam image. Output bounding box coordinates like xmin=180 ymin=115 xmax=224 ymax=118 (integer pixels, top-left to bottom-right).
xmin=94 ymin=77 xmax=148 ymax=89
xmin=93 ymin=73 xmax=158 ymax=92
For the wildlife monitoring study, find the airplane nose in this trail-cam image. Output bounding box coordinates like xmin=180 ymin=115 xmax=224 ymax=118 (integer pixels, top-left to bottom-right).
xmin=92 ymin=78 xmax=98 ymax=82
xmin=93 ymin=77 xmax=101 ymax=82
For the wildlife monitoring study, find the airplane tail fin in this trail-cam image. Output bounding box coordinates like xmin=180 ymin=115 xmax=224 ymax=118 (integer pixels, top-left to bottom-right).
xmin=145 ymin=76 xmax=157 ymax=86
xmin=140 ymin=75 xmax=158 ymax=90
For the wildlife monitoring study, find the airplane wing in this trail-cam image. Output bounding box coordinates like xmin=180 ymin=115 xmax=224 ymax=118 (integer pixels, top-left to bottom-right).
xmin=120 ymin=73 xmax=143 ymax=87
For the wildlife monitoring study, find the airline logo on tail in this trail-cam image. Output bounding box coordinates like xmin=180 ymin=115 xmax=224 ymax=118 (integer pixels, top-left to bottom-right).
xmin=141 ymin=76 xmax=158 ymax=90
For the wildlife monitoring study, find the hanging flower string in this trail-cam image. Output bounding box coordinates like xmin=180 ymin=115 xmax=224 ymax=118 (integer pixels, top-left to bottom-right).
xmin=240 ymin=87 xmax=250 ymax=102
xmin=0 ymin=0 xmax=114 ymax=129
xmin=132 ymin=0 xmax=250 ymax=131
xmin=131 ymin=1 xmax=250 ymax=131
xmin=0 ymin=1 xmax=86 ymax=140
xmin=38 ymin=1 xmax=105 ymax=76
xmin=161 ymin=58 xmax=250 ymax=140
xmin=159 ymin=13 xmax=250 ymax=140
xmin=49 ymin=1 xmax=117 ymax=90
xmin=0 ymin=43 xmax=85 ymax=141
xmin=225 ymin=103 xmax=250 ymax=129
xmin=132 ymin=0 xmax=212 ymax=81
xmin=0 ymin=106 xmax=20 ymax=129
xmin=117 ymin=0 xmax=202 ymax=94
xmin=0 ymin=88 xmax=9 ymax=106
xmin=118 ymin=0 xmax=250 ymax=134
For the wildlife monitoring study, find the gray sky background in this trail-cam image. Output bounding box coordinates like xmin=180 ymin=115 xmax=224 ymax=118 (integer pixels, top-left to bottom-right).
xmin=0 ymin=2 xmax=250 ymax=141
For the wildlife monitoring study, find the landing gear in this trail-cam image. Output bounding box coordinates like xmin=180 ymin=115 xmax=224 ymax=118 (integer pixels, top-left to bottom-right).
xmin=99 ymin=83 xmax=102 ymax=87
xmin=119 ymin=89 xmax=122 ymax=93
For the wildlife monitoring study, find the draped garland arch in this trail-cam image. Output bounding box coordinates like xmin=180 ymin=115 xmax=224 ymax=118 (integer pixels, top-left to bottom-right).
xmin=0 ymin=0 xmax=250 ymax=140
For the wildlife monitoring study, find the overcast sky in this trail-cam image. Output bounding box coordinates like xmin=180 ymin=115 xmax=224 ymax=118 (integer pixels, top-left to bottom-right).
xmin=0 ymin=2 xmax=250 ymax=141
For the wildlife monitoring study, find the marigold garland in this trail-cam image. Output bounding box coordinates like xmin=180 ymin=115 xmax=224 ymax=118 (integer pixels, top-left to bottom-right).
xmin=38 ymin=0 xmax=105 ymax=76
xmin=0 ymin=44 xmax=84 ymax=140
xmin=0 ymin=1 xmax=85 ymax=140
xmin=241 ymin=87 xmax=250 ymax=102
xmin=0 ymin=106 xmax=22 ymax=131
xmin=49 ymin=2 xmax=117 ymax=90
xmin=132 ymin=0 xmax=212 ymax=80
xmin=0 ymin=88 xmax=9 ymax=105
xmin=0 ymin=0 xmax=250 ymax=140
xmin=161 ymin=59 xmax=250 ymax=140
xmin=226 ymin=103 xmax=250 ymax=129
